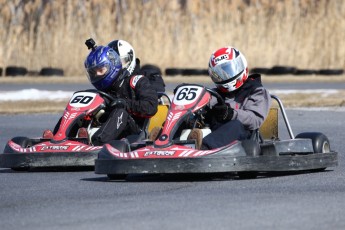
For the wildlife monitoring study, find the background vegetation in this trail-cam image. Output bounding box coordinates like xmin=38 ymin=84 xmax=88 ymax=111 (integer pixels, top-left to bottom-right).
xmin=0 ymin=0 xmax=344 ymax=76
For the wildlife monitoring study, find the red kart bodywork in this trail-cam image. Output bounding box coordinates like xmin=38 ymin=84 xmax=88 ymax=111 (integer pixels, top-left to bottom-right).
xmin=95 ymin=84 xmax=337 ymax=178
xmin=0 ymin=90 xmax=108 ymax=169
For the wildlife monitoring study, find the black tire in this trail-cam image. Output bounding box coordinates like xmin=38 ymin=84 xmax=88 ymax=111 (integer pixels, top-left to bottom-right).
xmin=294 ymin=69 xmax=317 ymax=75
xmin=181 ymin=68 xmax=208 ymax=76
xmin=250 ymin=67 xmax=270 ymax=75
xmin=295 ymin=132 xmax=331 ymax=172
xmin=39 ymin=67 xmax=64 ymax=76
xmin=295 ymin=132 xmax=331 ymax=153
xmin=317 ymin=69 xmax=344 ymax=75
xmin=165 ymin=68 xmax=183 ymax=76
xmin=267 ymin=66 xmax=297 ymax=75
xmin=0 ymin=67 xmax=3 ymax=76
xmin=5 ymin=66 xmax=28 ymax=76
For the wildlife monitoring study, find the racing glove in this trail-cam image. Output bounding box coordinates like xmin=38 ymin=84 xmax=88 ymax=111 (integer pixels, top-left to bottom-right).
xmin=110 ymin=98 xmax=128 ymax=110
xmin=213 ymin=104 xmax=234 ymax=122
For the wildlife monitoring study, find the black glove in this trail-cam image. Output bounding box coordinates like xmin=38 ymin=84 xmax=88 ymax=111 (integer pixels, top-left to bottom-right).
xmin=110 ymin=98 xmax=128 ymax=110
xmin=213 ymin=104 xmax=234 ymax=122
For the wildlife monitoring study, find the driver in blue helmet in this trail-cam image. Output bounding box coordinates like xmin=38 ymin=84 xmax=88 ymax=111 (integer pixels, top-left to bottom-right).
xmin=84 ymin=42 xmax=158 ymax=145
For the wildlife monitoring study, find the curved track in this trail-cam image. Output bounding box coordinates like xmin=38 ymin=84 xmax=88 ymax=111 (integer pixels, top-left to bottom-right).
xmin=0 ymin=109 xmax=344 ymax=230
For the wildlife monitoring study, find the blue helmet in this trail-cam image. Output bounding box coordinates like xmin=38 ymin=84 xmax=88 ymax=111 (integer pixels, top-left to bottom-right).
xmin=84 ymin=46 xmax=122 ymax=91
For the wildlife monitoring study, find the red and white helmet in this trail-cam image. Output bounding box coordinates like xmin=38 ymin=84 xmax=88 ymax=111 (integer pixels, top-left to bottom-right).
xmin=208 ymin=47 xmax=249 ymax=93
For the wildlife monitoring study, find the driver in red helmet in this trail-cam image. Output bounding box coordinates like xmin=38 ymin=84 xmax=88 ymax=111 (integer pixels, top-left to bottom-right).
xmin=189 ymin=46 xmax=271 ymax=150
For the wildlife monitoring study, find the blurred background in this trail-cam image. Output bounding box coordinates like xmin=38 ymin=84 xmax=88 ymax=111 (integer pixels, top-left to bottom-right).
xmin=0 ymin=0 xmax=344 ymax=77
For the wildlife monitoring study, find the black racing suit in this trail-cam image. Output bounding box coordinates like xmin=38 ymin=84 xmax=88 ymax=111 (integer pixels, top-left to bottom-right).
xmin=91 ymin=59 xmax=158 ymax=145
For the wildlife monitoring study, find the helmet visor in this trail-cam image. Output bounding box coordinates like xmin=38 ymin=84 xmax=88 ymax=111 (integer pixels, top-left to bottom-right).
xmin=209 ymin=56 xmax=245 ymax=83
xmin=86 ymin=63 xmax=110 ymax=83
xmin=119 ymin=53 xmax=133 ymax=69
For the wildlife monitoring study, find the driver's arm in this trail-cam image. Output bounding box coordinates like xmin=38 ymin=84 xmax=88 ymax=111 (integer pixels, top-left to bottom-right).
xmin=127 ymin=76 xmax=158 ymax=117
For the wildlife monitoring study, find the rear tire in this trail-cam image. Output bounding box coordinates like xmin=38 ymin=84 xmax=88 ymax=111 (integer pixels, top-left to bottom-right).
xmin=295 ymin=132 xmax=331 ymax=171
xmin=295 ymin=132 xmax=330 ymax=153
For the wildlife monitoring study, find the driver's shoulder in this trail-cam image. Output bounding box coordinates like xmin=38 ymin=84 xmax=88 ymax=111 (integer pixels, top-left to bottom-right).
xmin=129 ymin=74 xmax=148 ymax=89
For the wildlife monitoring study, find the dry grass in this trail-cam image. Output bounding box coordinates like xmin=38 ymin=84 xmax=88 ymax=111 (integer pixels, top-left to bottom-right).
xmin=0 ymin=76 xmax=89 ymax=84
xmin=0 ymin=0 xmax=344 ymax=77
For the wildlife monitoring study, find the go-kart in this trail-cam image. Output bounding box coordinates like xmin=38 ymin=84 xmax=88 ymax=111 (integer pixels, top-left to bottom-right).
xmin=0 ymin=89 xmax=167 ymax=170
xmin=95 ymin=83 xmax=338 ymax=179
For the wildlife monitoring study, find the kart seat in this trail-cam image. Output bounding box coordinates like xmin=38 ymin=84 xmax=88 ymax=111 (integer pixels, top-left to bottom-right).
xmin=126 ymin=104 xmax=169 ymax=144
xmin=259 ymin=107 xmax=278 ymax=140
xmin=147 ymin=104 xmax=169 ymax=133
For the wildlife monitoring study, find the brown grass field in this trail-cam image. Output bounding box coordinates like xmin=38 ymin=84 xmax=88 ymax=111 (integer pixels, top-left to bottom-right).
xmin=0 ymin=0 xmax=344 ymax=113
xmin=0 ymin=0 xmax=344 ymax=76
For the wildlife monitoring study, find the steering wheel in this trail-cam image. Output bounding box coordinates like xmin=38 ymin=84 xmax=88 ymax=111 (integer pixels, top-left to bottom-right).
xmin=83 ymin=89 xmax=116 ymax=106
xmin=206 ymin=87 xmax=226 ymax=105
xmin=97 ymin=91 xmax=116 ymax=103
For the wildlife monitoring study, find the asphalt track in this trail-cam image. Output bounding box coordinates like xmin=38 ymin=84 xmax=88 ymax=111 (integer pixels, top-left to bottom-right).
xmin=0 ymin=108 xmax=344 ymax=230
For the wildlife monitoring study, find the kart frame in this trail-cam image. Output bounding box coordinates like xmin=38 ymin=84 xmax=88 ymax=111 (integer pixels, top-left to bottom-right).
xmin=0 ymin=91 xmax=170 ymax=170
xmin=95 ymin=93 xmax=338 ymax=177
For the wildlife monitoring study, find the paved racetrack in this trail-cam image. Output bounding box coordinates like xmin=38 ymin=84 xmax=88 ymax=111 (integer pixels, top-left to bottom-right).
xmin=0 ymin=109 xmax=344 ymax=230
